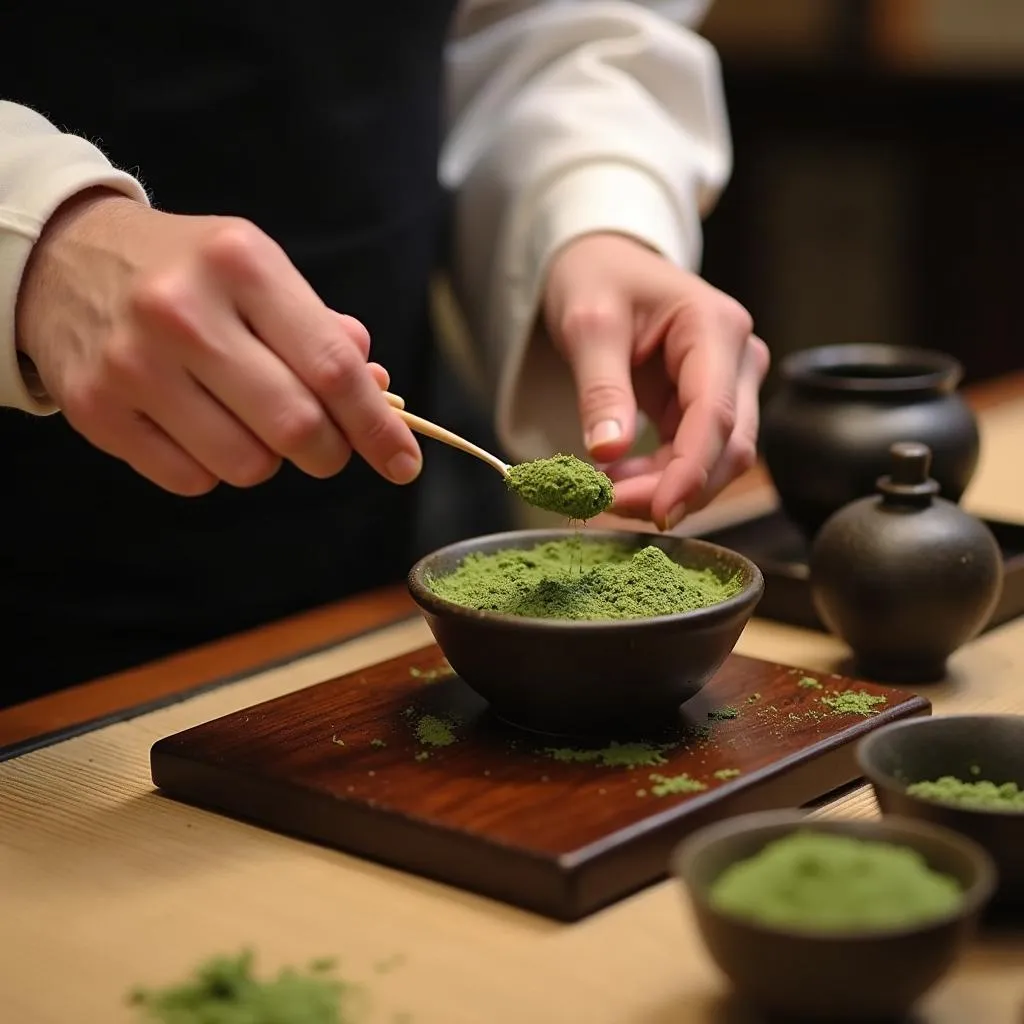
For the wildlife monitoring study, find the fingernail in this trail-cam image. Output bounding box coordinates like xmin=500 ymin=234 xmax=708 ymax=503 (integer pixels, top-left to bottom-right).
xmin=664 ymin=502 xmax=686 ymax=531
xmin=586 ymin=419 xmax=622 ymax=451
xmin=386 ymin=451 xmax=421 ymax=484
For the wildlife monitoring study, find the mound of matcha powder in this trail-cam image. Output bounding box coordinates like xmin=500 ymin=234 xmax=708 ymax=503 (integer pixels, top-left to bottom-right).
xmin=428 ymin=539 xmax=740 ymax=620
xmin=128 ymin=950 xmax=361 ymax=1023
xmin=505 ymin=454 xmax=614 ymax=520
xmin=708 ymin=831 xmax=962 ymax=932
xmin=907 ymin=776 xmax=1024 ymax=813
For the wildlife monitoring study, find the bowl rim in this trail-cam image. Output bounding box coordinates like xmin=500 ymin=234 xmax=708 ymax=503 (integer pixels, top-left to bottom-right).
xmin=670 ymin=808 xmax=998 ymax=941
xmin=780 ymin=342 xmax=963 ymax=394
xmin=856 ymin=713 xmax=1024 ymax=819
xmin=406 ymin=528 xmax=765 ymax=631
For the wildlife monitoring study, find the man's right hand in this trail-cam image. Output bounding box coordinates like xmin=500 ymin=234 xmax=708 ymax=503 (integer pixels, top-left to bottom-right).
xmin=15 ymin=189 xmax=422 ymax=496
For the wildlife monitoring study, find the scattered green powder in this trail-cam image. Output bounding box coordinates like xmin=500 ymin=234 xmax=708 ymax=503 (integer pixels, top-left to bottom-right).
xmin=331 ymin=736 xmax=345 ymax=747
xmin=504 ymin=453 xmax=614 ymax=520
xmin=543 ymin=740 xmax=671 ymax=769
xmin=820 ymin=690 xmax=888 ymax=717
xmin=414 ymin=714 xmax=458 ymax=747
xmin=370 ymin=739 xmax=387 ymax=749
xmin=708 ymin=706 xmax=738 ymax=721
xmin=414 ymin=752 xmax=430 ymax=762
xmin=428 ymin=539 xmax=740 ymax=620
xmin=128 ymin=950 xmax=362 ymax=1024
xmin=708 ymin=831 xmax=963 ymax=932
xmin=746 ymin=693 xmax=761 ymax=704
xmin=649 ymin=772 xmax=707 ymax=797
xmin=636 ymin=789 xmax=648 ymax=798
xmin=970 ymin=764 xmax=981 ymax=776
xmin=797 ymin=676 xmax=822 ymax=690
xmin=714 ymin=768 xmax=741 ymax=781
xmin=906 ymin=776 xmax=1024 ymax=813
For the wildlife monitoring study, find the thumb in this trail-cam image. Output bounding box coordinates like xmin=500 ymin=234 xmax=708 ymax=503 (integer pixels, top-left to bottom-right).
xmin=561 ymin=302 xmax=637 ymax=463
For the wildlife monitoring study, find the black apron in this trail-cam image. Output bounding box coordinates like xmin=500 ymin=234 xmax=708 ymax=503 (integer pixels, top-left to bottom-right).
xmin=2 ymin=1 xmax=467 ymax=705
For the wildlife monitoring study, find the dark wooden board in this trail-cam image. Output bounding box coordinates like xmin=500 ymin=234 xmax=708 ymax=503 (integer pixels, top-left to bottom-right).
xmin=150 ymin=645 xmax=930 ymax=921
xmin=697 ymin=509 xmax=1024 ymax=634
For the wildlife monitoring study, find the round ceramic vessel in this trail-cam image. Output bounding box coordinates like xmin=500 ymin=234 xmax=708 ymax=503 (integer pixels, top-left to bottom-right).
xmin=407 ymin=529 xmax=763 ymax=737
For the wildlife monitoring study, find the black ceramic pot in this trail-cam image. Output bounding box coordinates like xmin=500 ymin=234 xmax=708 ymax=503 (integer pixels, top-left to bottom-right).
xmin=809 ymin=442 xmax=1003 ymax=684
xmin=761 ymin=343 xmax=980 ymax=538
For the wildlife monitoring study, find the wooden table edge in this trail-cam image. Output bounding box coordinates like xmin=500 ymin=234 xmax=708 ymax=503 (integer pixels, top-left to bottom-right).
xmin=2 ymin=370 xmax=1021 ymax=758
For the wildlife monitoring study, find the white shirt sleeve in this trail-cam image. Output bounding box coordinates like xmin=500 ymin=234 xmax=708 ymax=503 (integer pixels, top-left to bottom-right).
xmin=443 ymin=0 xmax=731 ymax=462
xmin=0 ymin=100 xmax=150 ymax=414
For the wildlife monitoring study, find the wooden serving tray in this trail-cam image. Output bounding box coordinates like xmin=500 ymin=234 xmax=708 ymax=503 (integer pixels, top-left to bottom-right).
xmin=696 ymin=509 xmax=1024 ymax=634
xmin=150 ymin=645 xmax=930 ymax=921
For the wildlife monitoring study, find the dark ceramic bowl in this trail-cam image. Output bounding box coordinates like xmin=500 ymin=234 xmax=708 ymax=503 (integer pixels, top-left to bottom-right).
xmin=407 ymin=529 xmax=763 ymax=737
xmin=672 ymin=810 xmax=996 ymax=1022
xmin=857 ymin=715 xmax=1024 ymax=907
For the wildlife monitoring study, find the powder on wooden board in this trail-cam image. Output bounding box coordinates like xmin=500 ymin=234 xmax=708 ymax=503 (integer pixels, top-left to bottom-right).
xmin=543 ymin=740 xmax=672 ymax=769
xmin=714 ymin=768 xmax=741 ymax=781
xmin=708 ymin=706 xmax=739 ymax=721
xmin=128 ymin=950 xmax=362 ymax=1024
xmin=505 ymin=453 xmax=614 ymax=520
xmin=708 ymin=831 xmax=962 ymax=932
xmin=649 ymin=772 xmax=707 ymax=797
xmin=427 ymin=539 xmax=741 ymax=621
xmin=797 ymin=676 xmax=822 ymax=690
xmin=906 ymin=776 xmax=1024 ymax=813
xmin=413 ymin=714 xmax=459 ymax=747
xmin=820 ymin=690 xmax=888 ymax=717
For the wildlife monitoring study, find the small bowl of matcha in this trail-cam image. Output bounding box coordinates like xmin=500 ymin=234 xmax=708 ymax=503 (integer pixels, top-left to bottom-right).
xmin=407 ymin=529 xmax=763 ymax=736
xmin=672 ymin=809 xmax=996 ymax=1022
xmin=857 ymin=714 xmax=1024 ymax=907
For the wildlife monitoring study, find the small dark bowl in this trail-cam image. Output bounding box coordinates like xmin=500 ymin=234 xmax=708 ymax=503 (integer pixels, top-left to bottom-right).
xmin=407 ymin=529 xmax=763 ymax=737
xmin=672 ymin=809 xmax=996 ymax=1021
xmin=857 ymin=714 xmax=1024 ymax=907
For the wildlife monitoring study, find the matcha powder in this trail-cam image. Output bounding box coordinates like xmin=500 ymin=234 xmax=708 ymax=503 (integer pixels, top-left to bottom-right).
xmin=907 ymin=776 xmax=1024 ymax=813
xmin=428 ymin=539 xmax=740 ymax=621
xmin=708 ymin=831 xmax=962 ymax=932
xmin=505 ymin=454 xmax=614 ymax=520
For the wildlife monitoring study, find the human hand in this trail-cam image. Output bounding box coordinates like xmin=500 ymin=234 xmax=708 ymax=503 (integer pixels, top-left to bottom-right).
xmin=15 ymin=189 xmax=421 ymax=496
xmin=543 ymin=232 xmax=769 ymax=530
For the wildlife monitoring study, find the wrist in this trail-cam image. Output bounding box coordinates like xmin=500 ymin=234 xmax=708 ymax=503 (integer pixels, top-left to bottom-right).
xmin=16 ymin=187 xmax=141 ymax=365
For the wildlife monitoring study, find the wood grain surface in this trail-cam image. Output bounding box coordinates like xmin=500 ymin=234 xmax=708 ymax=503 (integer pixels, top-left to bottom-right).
xmin=151 ymin=644 xmax=929 ymax=920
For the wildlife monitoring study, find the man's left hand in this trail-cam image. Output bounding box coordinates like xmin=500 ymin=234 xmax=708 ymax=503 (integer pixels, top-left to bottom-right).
xmin=543 ymin=232 xmax=769 ymax=531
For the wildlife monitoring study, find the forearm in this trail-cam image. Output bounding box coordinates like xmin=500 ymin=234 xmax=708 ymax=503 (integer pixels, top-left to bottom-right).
xmin=0 ymin=100 xmax=149 ymax=413
xmin=442 ymin=0 xmax=730 ymax=461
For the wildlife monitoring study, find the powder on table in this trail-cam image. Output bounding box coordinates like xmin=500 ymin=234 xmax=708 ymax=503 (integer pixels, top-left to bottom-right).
xmin=505 ymin=453 xmax=613 ymax=520
xmin=128 ymin=949 xmax=360 ymax=1024
xmin=414 ymin=714 xmax=459 ymax=747
xmin=797 ymin=676 xmax=822 ymax=690
xmin=649 ymin=772 xmax=706 ymax=797
xmin=428 ymin=539 xmax=741 ymax=620
xmin=708 ymin=831 xmax=962 ymax=932
xmin=544 ymin=740 xmax=671 ymax=768
xmin=714 ymin=768 xmax=741 ymax=781
xmin=708 ymin=706 xmax=739 ymax=721
xmin=906 ymin=775 xmax=1024 ymax=813
xmin=820 ymin=690 xmax=887 ymax=717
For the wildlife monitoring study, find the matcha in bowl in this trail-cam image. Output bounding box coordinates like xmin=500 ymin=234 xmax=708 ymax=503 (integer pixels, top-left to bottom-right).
xmin=672 ymin=810 xmax=995 ymax=1021
xmin=407 ymin=529 xmax=763 ymax=737
xmin=857 ymin=714 xmax=1024 ymax=906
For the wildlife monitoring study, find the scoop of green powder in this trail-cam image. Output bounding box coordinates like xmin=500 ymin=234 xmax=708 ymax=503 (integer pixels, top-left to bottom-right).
xmin=907 ymin=776 xmax=1024 ymax=813
xmin=128 ymin=949 xmax=361 ymax=1023
xmin=428 ymin=539 xmax=740 ymax=620
xmin=505 ymin=454 xmax=613 ymax=520
xmin=708 ymin=831 xmax=962 ymax=932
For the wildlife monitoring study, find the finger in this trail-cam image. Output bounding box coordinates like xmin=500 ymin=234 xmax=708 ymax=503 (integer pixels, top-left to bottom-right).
xmin=368 ymin=362 xmax=390 ymax=391
xmin=205 ymin=225 xmax=421 ymax=483
xmin=143 ymin=370 xmax=284 ymax=488
xmin=604 ymin=446 xmax=672 ymax=483
xmin=679 ymin=333 xmax=769 ymax=513
xmin=558 ymin=299 xmax=638 ymax=463
xmin=177 ymin=313 xmax=353 ymax=480
xmin=334 ymin=311 xmax=371 ymax=360
xmin=606 ymin=471 xmax=661 ymax=520
xmin=653 ymin=333 xmax=768 ymax=526
xmin=92 ymin=409 xmax=219 ymax=497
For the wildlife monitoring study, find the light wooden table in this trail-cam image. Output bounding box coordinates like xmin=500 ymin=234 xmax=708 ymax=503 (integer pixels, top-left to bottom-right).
xmin=2 ymin=377 xmax=1022 ymax=1024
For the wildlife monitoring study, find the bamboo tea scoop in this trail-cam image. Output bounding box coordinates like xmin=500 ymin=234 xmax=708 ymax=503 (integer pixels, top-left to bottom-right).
xmin=382 ymin=390 xmax=510 ymax=478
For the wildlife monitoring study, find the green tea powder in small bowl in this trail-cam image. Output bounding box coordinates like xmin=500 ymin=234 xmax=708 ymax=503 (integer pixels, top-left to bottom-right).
xmin=506 ymin=453 xmax=613 ymax=520
xmin=708 ymin=831 xmax=963 ymax=932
